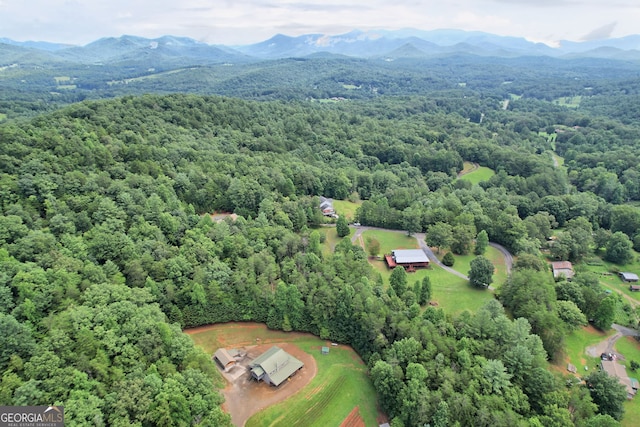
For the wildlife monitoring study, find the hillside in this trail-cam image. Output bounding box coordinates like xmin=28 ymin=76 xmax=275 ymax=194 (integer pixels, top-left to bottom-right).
xmin=1 ymin=91 xmax=640 ymax=424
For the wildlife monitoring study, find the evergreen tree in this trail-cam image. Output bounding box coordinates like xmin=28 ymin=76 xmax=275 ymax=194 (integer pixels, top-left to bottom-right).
xmin=475 ymin=229 xmax=489 ymax=255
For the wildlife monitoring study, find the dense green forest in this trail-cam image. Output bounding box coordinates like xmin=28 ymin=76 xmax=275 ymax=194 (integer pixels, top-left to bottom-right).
xmin=1 ymin=86 xmax=640 ymax=426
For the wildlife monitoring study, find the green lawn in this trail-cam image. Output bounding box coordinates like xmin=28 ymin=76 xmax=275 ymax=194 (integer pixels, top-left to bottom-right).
xmin=436 ymin=246 xmax=508 ymax=289
xmin=579 ymin=255 xmax=640 ymax=306
xmin=459 ymin=165 xmax=495 ymax=185
xmin=553 ymin=96 xmax=582 ymax=108
xmin=332 ymin=200 xmax=361 ymax=222
xmin=246 ymin=339 xmax=378 ymax=427
xmin=0 ymin=113 xmax=6 ymax=121
xmin=360 ymin=229 xmax=418 ymax=255
xmin=560 ymin=326 xmax=612 ymax=373
xmin=316 ymin=227 xmax=342 ymax=257
xmin=615 ymin=337 xmax=640 ymax=427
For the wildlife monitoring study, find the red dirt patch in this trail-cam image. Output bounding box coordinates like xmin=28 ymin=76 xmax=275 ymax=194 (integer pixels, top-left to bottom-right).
xmin=340 ymin=406 xmax=365 ymax=427
xmin=219 ymin=342 xmax=317 ymax=426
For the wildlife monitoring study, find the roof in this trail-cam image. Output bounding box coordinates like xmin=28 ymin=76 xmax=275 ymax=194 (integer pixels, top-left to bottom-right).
xmin=214 ymin=348 xmax=235 ymax=367
xmin=601 ymin=360 xmax=636 ymax=397
xmin=620 ymin=272 xmax=639 ymax=281
xmin=551 ymin=261 xmax=573 ymax=270
xmin=551 ymin=261 xmax=574 ymax=279
xmin=250 ymin=346 xmax=304 ymax=386
xmin=392 ymin=249 xmax=429 ymax=264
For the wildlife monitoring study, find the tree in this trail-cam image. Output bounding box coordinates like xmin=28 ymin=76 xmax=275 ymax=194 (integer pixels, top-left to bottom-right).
xmin=450 ymin=224 xmax=475 ymax=255
xmin=592 ymin=296 xmax=616 ymax=331
xmin=442 ymin=252 xmax=455 ymax=267
xmin=366 ymin=237 xmax=381 ymax=258
xmin=468 ymin=256 xmax=494 ymax=288
xmin=585 ymin=370 xmax=627 ymax=421
xmin=474 ymin=229 xmax=489 ymax=255
xmin=604 ymin=232 xmax=634 ymax=265
xmin=419 ymin=276 xmax=431 ymax=305
xmin=401 ymin=205 xmax=422 ymax=236
xmin=389 ymin=266 xmax=408 ymax=296
xmin=425 ymin=222 xmax=452 ymax=254
xmin=336 ymin=215 xmax=350 ymax=238
xmin=555 ymin=300 xmax=587 ymax=331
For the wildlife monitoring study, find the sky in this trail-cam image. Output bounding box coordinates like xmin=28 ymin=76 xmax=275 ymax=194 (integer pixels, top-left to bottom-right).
xmin=0 ymin=0 xmax=638 ymax=47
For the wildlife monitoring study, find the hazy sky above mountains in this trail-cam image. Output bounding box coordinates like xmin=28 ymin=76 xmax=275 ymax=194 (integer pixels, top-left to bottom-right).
xmin=1 ymin=0 xmax=637 ymax=46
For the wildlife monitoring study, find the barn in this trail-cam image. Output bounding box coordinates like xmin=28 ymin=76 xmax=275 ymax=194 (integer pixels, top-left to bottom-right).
xmin=214 ymin=348 xmax=237 ymax=372
xmin=249 ymin=346 xmax=304 ymax=387
xmin=551 ymin=261 xmax=574 ymax=280
xmin=385 ymin=249 xmax=430 ymax=271
xmin=620 ymin=272 xmax=639 ymax=283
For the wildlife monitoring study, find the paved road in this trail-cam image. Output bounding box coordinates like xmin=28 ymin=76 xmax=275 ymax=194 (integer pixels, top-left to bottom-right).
xmin=489 ymin=242 xmax=513 ymax=274
xmin=586 ymin=323 xmax=640 ymax=359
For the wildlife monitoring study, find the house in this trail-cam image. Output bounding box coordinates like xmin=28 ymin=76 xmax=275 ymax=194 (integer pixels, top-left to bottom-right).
xmin=249 ymin=346 xmax=304 ymax=387
xmin=385 ymin=249 xmax=430 ymax=271
xmin=214 ymin=348 xmax=237 ymax=372
xmin=601 ymin=360 xmax=638 ymax=399
xmin=551 ymin=261 xmax=574 ymax=280
xmin=620 ymin=272 xmax=640 ymax=283
xmin=319 ymin=196 xmax=337 ymax=218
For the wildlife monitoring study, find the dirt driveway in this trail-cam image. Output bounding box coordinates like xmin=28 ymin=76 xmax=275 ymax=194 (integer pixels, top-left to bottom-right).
xmin=219 ymin=342 xmax=317 ymax=427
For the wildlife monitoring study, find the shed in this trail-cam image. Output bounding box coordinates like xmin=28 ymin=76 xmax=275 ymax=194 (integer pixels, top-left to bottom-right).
xmin=620 ymin=272 xmax=640 ymax=282
xmin=630 ymin=285 xmax=640 ymax=292
xmin=551 ymin=261 xmax=574 ymax=280
xmin=249 ymin=346 xmax=304 ymax=387
xmin=214 ymin=348 xmax=236 ymax=372
xmin=321 ymin=346 xmax=329 ymax=355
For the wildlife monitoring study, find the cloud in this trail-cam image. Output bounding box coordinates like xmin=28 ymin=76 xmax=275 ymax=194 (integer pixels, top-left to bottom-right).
xmin=580 ymin=22 xmax=617 ymax=40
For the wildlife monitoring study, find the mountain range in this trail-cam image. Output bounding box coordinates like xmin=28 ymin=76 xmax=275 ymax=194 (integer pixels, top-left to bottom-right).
xmin=2 ymin=29 xmax=640 ymax=66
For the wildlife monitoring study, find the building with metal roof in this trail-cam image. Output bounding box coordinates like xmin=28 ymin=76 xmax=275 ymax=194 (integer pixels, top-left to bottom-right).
xmin=551 ymin=261 xmax=574 ymax=280
xmin=214 ymin=348 xmax=237 ymax=372
xmin=385 ymin=249 xmax=430 ymax=271
xmin=601 ymin=360 xmax=638 ymax=399
xmin=620 ymin=272 xmax=639 ymax=282
xmin=249 ymin=346 xmax=304 ymax=387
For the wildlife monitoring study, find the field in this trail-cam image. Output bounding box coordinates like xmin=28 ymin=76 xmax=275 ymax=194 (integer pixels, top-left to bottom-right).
xmin=458 ymin=162 xmax=495 ymax=185
xmin=186 ymin=323 xmax=379 ymax=427
xmin=553 ymin=96 xmax=582 ymax=108
xmin=332 ymin=200 xmax=361 ymax=222
xmin=0 ymin=113 xmax=6 ymax=121
xmin=436 ymin=245 xmax=509 ymax=288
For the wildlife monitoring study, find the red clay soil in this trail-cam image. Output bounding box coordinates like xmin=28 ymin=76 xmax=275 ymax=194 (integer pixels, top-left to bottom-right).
xmin=340 ymin=406 xmax=365 ymax=427
xmin=220 ymin=342 xmax=317 ymax=427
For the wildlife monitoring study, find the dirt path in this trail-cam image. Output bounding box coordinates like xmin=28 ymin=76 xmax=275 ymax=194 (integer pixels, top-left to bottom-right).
xmin=457 ymin=162 xmax=479 ymax=178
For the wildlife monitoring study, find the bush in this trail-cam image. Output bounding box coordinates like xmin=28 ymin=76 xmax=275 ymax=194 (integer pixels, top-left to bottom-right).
xmin=442 ymin=252 xmax=455 ymax=267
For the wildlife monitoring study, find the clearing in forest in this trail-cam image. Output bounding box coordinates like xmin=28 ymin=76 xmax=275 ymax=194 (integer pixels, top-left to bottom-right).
xmin=186 ymin=322 xmax=380 ymax=427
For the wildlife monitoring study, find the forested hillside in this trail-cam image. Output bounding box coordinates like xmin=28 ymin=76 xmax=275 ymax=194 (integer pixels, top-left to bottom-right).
xmin=1 ymin=92 xmax=639 ymax=425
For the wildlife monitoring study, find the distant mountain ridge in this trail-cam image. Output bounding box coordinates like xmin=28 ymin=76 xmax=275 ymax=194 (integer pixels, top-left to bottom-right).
xmin=2 ymin=29 xmax=640 ymax=66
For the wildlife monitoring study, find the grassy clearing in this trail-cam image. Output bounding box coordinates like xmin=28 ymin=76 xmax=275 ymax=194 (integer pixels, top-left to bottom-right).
xmin=559 ymin=326 xmax=612 ymax=373
xmin=0 ymin=113 xmax=6 ymax=121
xmin=579 ymin=256 xmax=640 ymax=306
xmin=332 ymin=200 xmax=361 ymax=222
xmin=615 ymin=337 xmax=640 ymax=427
xmin=187 ymin=323 xmax=378 ymax=427
xmin=435 ymin=246 xmax=508 ymax=288
xmin=459 ymin=165 xmax=495 ymax=185
xmin=361 ymin=229 xmax=418 ymax=255
xmin=316 ymin=227 xmax=342 ymax=257
xmin=553 ymin=96 xmax=582 ymax=108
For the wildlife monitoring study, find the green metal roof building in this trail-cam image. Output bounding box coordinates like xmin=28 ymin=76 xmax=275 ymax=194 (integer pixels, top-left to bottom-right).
xmin=249 ymin=346 xmax=304 ymax=387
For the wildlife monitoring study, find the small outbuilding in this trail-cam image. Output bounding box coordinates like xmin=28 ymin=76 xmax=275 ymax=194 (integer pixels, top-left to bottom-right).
xmin=630 ymin=285 xmax=640 ymax=292
xmin=249 ymin=346 xmax=304 ymax=387
xmin=321 ymin=346 xmax=329 ymax=355
xmin=620 ymin=272 xmax=640 ymax=283
xmin=214 ymin=348 xmax=237 ymax=372
xmin=551 ymin=261 xmax=574 ymax=281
